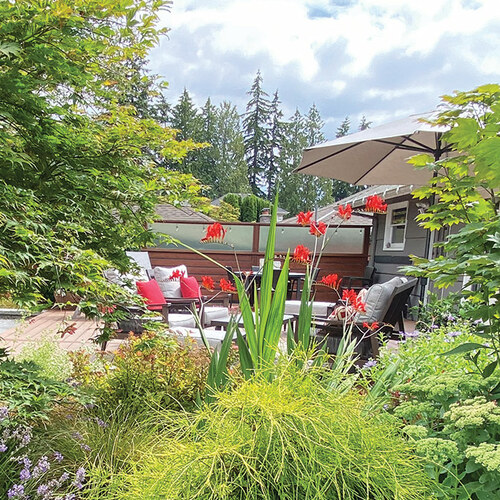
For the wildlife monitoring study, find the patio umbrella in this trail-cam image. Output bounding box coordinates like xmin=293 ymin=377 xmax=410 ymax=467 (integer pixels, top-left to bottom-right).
xmin=295 ymin=112 xmax=451 ymax=185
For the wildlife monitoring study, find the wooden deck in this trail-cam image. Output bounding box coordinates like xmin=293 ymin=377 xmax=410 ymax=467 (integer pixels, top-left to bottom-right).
xmin=0 ymin=309 xmax=122 ymax=355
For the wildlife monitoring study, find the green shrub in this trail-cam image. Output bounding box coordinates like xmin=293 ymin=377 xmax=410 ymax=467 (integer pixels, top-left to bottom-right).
xmin=17 ymin=334 xmax=73 ymax=382
xmin=222 ymin=193 xmax=242 ymax=209
xmin=97 ymin=332 xmax=210 ymax=414
xmin=412 ymin=291 xmax=477 ymax=330
xmin=369 ymin=324 xmax=500 ymax=499
xmin=240 ymin=194 xmax=258 ymax=221
xmin=102 ymin=367 xmax=434 ymax=499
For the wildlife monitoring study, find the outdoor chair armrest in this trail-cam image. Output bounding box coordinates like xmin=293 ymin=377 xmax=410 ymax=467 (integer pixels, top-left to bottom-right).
xmin=342 ymin=275 xmax=372 ymax=289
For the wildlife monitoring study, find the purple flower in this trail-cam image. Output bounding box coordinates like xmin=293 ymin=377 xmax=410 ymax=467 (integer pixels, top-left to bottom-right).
xmin=0 ymin=406 xmax=8 ymax=421
xmin=80 ymin=443 xmax=91 ymax=452
xmin=72 ymin=466 xmax=86 ymax=490
xmin=53 ymin=451 xmax=64 ymax=462
xmin=37 ymin=484 xmax=51 ymax=498
xmin=32 ymin=455 xmax=50 ymax=478
xmin=63 ymin=494 xmax=76 ymax=500
xmin=474 ymin=319 xmax=482 ymax=325
xmin=19 ymin=468 xmax=31 ymax=481
xmin=95 ymin=418 xmax=108 ymax=428
xmin=59 ymin=471 xmax=70 ymax=483
xmin=447 ymin=314 xmax=456 ymax=322
xmin=20 ymin=430 xmax=31 ymax=446
xmin=84 ymin=403 xmax=95 ymax=410
xmin=362 ymin=359 xmax=377 ymax=370
xmin=446 ymin=331 xmax=462 ymax=338
xmin=404 ymin=330 xmax=420 ymax=339
xmin=0 ymin=441 xmax=7 ymax=452
xmin=430 ymin=324 xmax=438 ymax=329
xmin=7 ymin=484 xmax=24 ymax=498
xmin=72 ymin=431 xmax=83 ymax=441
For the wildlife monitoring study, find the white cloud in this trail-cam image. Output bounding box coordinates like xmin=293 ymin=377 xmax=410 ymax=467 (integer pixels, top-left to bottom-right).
xmin=151 ymin=0 xmax=500 ymax=133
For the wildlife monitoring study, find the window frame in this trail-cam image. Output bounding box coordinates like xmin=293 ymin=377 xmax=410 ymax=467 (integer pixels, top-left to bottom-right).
xmin=383 ymin=201 xmax=409 ymax=252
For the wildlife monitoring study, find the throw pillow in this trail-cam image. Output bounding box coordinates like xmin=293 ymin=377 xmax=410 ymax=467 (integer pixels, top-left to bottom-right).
xmin=153 ymin=265 xmax=188 ymax=298
xmin=180 ymin=276 xmax=201 ymax=299
xmin=136 ymin=280 xmax=166 ymax=311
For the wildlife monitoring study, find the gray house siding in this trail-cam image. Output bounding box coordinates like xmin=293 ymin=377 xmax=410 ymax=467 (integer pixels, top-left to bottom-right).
xmin=371 ymin=196 xmax=424 ymax=312
xmin=370 ymin=194 xmax=463 ymax=314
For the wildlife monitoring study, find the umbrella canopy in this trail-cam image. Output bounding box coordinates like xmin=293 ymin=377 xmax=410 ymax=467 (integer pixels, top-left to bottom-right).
xmin=296 ymin=112 xmax=451 ymax=186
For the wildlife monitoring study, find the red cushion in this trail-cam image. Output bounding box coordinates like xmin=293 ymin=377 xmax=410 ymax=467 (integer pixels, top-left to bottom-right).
xmin=136 ymin=280 xmax=166 ymax=311
xmin=180 ymin=276 xmax=201 ymax=299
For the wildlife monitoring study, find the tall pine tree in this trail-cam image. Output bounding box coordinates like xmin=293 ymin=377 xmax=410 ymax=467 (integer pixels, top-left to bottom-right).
xmin=336 ymin=116 xmax=351 ymax=137
xmin=266 ymin=90 xmax=285 ymax=199
xmin=359 ymin=115 xmax=372 ymax=131
xmin=212 ymin=101 xmax=250 ymax=196
xmin=243 ymin=70 xmax=271 ymax=196
xmin=278 ymin=106 xmax=332 ymax=215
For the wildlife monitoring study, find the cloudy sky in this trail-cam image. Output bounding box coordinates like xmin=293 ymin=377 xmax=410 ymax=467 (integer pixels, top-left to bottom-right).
xmin=149 ymin=0 xmax=500 ymax=139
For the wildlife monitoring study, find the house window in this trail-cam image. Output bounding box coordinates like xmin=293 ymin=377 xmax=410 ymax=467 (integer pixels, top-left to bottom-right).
xmin=383 ymin=201 xmax=408 ymax=251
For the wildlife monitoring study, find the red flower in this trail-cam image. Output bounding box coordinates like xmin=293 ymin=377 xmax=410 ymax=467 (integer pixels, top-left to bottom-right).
xmin=201 ymin=222 xmax=227 ymax=243
xmin=292 ymin=245 xmax=311 ymax=264
xmin=364 ymin=195 xmax=387 ymax=213
xmin=363 ymin=321 xmax=379 ymax=331
xmin=309 ymin=221 xmax=326 ymax=237
xmin=342 ymin=289 xmax=366 ymax=313
xmin=201 ymin=276 xmax=215 ymax=291
xmin=169 ymin=269 xmax=185 ymax=280
xmin=319 ymin=273 xmax=342 ymax=290
xmin=297 ymin=211 xmax=313 ymax=226
xmin=219 ymin=278 xmax=236 ymax=292
xmin=338 ymin=204 xmax=352 ymax=220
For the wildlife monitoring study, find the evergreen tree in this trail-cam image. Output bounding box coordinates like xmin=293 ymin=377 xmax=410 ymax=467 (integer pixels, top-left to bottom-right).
xmin=243 ymin=70 xmax=271 ymax=196
xmin=336 ymin=116 xmax=351 ymax=137
xmin=266 ymin=90 xmax=285 ymax=199
xmin=194 ymin=97 xmax=218 ymax=188
xmin=331 ymin=114 xmax=366 ymax=200
xmin=240 ymin=195 xmax=258 ymax=222
xmin=277 ymin=109 xmax=307 ymax=215
xmin=212 ymin=102 xmax=250 ymax=196
xmin=170 ymin=88 xmax=202 ymax=141
xmin=359 ymin=115 xmax=372 ymax=131
xmin=168 ymin=89 xmax=204 ymax=176
xmin=277 ymin=108 xmax=332 ymax=215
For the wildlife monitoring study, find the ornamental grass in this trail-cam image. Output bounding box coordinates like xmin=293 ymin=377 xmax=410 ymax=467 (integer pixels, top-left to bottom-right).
xmin=88 ymin=366 xmax=434 ymax=499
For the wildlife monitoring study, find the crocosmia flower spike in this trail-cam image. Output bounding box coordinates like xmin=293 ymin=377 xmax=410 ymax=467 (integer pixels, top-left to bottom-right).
xmin=309 ymin=221 xmax=326 ymax=237
xmin=201 ymin=223 xmax=227 ymax=243
xmin=297 ymin=211 xmax=313 ymax=226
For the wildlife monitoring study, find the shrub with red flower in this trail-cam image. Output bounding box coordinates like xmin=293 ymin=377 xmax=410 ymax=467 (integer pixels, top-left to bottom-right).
xmin=309 ymin=221 xmax=326 ymax=237
xmin=363 ymin=321 xmax=379 ymax=331
xmin=363 ymin=195 xmax=387 ymax=213
xmin=219 ymin=278 xmax=236 ymax=292
xmin=169 ymin=269 xmax=185 ymax=280
xmin=342 ymin=289 xmax=366 ymax=313
xmin=296 ymin=211 xmax=313 ymax=226
xmin=201 ymin=276 xmax=215 ymax=291
xmin=292 ymin=245 xmax=311 ymax=264
xmin=201 ymin=222 xmax=227 ymax=243
xmin=318 ymin=273 xmax=341 ymax=290
xmin=338 ymin=204 xmax=352 ymax=220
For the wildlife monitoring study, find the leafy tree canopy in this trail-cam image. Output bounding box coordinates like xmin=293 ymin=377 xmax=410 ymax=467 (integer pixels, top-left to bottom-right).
xmin=0 ymin=0 xmax=200 ymax=306
xmin=404 ymin=84 xmax=500 ymax=377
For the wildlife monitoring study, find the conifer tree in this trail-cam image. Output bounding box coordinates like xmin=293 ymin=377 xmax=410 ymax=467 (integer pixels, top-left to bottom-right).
xmin=336 ymin=116 xmax=351 ymax=137
xmin=243 ymin=70 xmax=271 ymax=196
xmin=212 ymin=102 xmax=250 ymax=196
xmin=266 ymin=90 xmax=285 ymax=199
xmin=168 ymin=89 xmax=204 ymax=176
xmin=359 ymin=115 xmax=372 ymax=131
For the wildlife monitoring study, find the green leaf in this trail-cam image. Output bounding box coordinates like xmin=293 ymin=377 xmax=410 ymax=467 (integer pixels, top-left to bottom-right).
xmin=441 ymin=342 xmax=486 ymax=356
